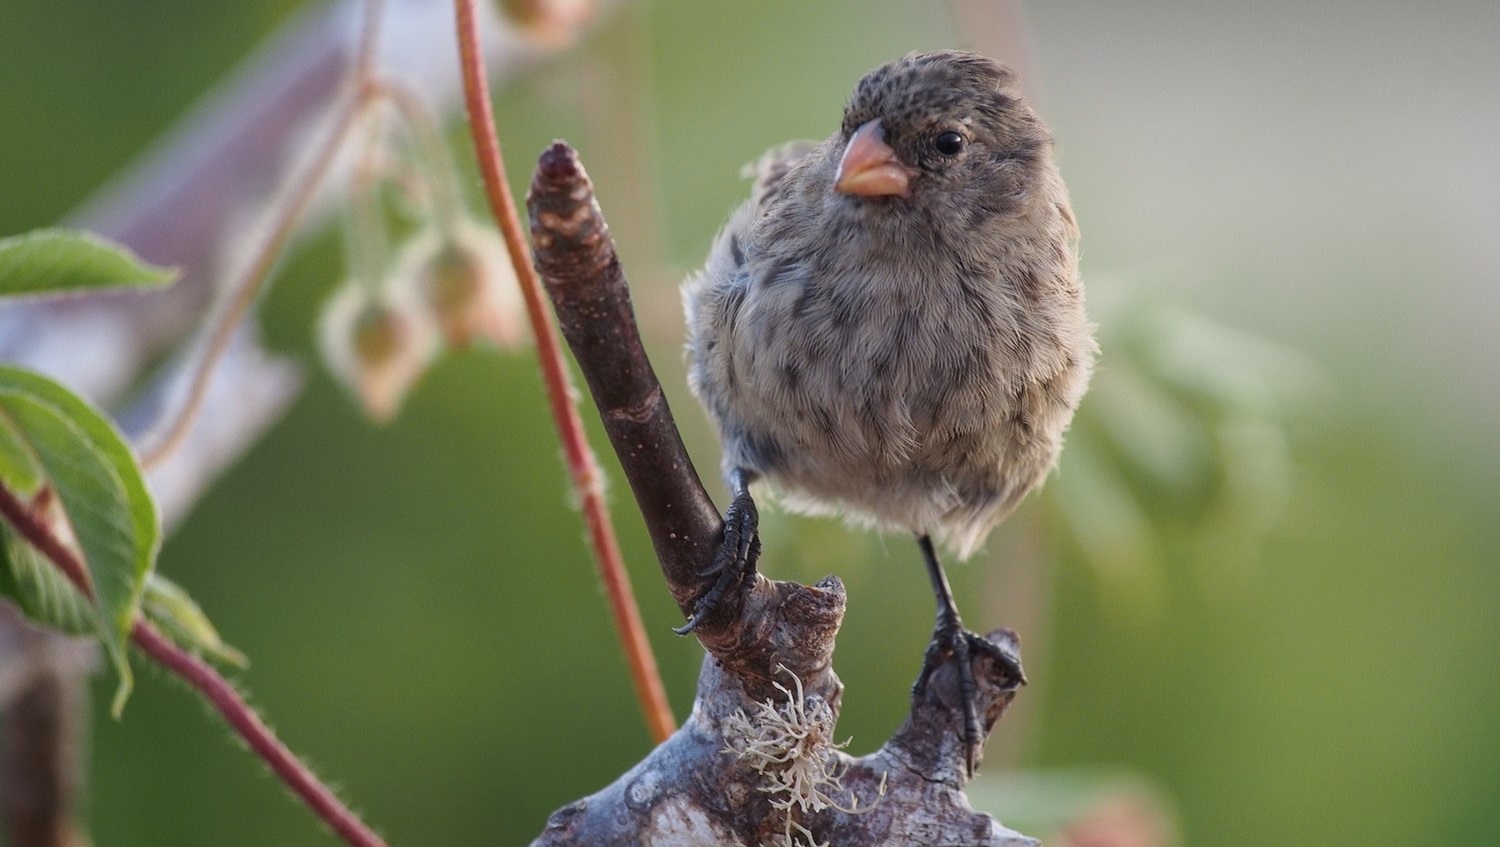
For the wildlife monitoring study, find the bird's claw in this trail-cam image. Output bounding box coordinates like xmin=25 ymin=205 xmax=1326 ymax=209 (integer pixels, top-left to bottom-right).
xmin=673 ymin=491 xmax=760 ymax=635
xmin=913 ymin=621 xmax=1026 ymax=778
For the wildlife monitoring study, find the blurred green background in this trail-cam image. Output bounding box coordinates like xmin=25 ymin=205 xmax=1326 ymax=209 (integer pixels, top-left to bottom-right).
xmin=2 ymin=1 xmax=1497 ymax=845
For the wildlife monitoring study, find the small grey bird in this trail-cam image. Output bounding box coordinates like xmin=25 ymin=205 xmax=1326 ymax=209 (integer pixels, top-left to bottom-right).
xmin=681 ymin=51 xmax=1095 ymax=771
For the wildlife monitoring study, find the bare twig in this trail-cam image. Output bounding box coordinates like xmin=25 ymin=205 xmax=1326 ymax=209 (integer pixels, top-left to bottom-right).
xmin=525 ymin=142 xmax=1036 ymax=846
xmin=949 ymin=0 xmax=1040 ymax=102
xmin=528 ymin=145 xmax=723 ymax=606
xmin=0 ymin=482 xmax=390 ymax=847
xmin=453 ymin=0 xmax=675 ymax=744
xmin=949 ymin=0 xmax=1049 ymax=770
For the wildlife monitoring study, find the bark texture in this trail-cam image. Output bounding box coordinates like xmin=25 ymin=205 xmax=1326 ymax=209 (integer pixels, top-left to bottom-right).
xmin=526 ymin=142 xmax=1036 ymax=847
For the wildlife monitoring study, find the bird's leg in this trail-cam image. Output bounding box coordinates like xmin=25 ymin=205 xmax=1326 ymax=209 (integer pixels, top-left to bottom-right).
xmin=912 ymin=534 xmax=1025 ymax=777
xmin=673 ymin=467 xmax=761 ymax=635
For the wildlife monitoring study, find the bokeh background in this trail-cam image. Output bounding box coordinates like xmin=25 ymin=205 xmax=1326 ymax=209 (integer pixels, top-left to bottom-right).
xmin=2 ymin=1 xmax=1497 ymax=845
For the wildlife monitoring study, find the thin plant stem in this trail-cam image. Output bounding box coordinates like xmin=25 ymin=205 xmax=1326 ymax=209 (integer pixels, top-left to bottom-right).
xmin=138 ymin=0 xmax=386 ymax=471
xmin=346 ymin=109 xmax=394 ymax=293
xmin=0 ymin=481 xmax=389 ymax=847
xmin=453 ymin=0 xmax=676 ymax=744
xmin=136 ymin=94 xmax=360 ymax=470
xmin=131 ymin=624 xmax=388 ymax=847
xmin=370 ymin=78 xmax=467 ymax=232
xmin=0 ymin=488 xmax=89 ymax=596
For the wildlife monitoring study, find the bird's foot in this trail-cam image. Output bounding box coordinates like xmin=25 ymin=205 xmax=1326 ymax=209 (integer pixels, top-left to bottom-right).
xmin=673 ymin=490 xmax=760 ymax=635
xmin=913 ymin=618 xmax=1026 ymax=778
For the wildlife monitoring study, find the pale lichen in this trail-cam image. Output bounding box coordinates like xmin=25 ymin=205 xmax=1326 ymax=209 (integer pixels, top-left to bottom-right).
xmin=722 ymin=666 xmax=886 ymax=847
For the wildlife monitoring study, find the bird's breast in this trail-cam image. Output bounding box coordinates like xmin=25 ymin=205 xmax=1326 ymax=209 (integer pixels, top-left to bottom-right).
xmin=735 ymin=252 xmax=1030 ymax=471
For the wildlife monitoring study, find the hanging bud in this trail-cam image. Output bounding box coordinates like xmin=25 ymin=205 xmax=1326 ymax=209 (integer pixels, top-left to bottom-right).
xmin=497 ymin=0 xmax=597 ymax=48
xmin=318 ymin=281 xmax=438 ymax=423
xmin=394 ymin=220 xmax=527 ymax=350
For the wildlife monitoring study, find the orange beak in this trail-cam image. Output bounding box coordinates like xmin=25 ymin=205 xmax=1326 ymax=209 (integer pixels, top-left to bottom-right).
xmin=834 ymin=119 xmax=912 ymax=197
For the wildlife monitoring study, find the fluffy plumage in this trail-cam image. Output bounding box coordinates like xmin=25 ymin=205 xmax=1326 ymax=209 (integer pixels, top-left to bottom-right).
xmin=684 ymin=51 xmax=1095 ymax=558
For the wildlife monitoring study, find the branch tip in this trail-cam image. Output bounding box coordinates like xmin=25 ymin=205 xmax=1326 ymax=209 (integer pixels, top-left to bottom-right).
xmin=537 ymin=141 xmax=582 ymax=182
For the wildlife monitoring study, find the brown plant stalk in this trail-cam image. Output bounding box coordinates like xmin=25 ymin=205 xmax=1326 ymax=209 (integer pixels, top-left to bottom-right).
xmin=453 ymin=0 xmax=675 ymax=743
xmin=0 ymin=482 xmax=389 ymax=847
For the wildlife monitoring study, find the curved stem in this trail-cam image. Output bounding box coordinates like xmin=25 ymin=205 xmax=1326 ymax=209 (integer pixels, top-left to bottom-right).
xmin=453 ymin=0 xmax=675 ymax=744
xmin=137 ymin=0 xmax=386 ymax=471
xmin=132 ymin=623 xmax=388 ymax=847
xmin=0 ymin=489 xmax=90 ymax=596
xmin=0 ymin=481 xmax=388 ymax=847
xmin=136 ymin=91 xmax=361 ymax=471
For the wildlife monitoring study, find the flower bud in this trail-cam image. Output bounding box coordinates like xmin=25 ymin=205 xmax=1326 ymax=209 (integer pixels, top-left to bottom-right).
xmin=318 ymin=281 xmax=438 ymax=423
xmin=395 ymin=220 xmax=527 ymax=350
xmin=498 ymin=0 xmax=596 ymax=48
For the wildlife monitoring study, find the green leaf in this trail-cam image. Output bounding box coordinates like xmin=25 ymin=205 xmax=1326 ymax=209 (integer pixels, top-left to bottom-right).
xmin=0 ymin=413 xmax=45 ymax=495
xmin=0 ymin=228 xmax=176 ymax=299
xmin=0 ymin=522 xmax=97 ymax=635
xmin=142 ymin=572 xmax=247 ymax=668
xmin=0 ymin=365 xmax=160 ymax=715
xmin=1046 ymin=426 xmax=1164 ymax=619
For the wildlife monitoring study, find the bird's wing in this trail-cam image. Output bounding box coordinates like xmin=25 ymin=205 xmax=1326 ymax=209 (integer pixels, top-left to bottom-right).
xmin=742 ymin=140 xmax=820 ymax=213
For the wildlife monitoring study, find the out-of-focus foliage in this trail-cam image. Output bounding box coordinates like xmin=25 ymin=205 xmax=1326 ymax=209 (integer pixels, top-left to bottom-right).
xmin=1045 ymin=289 xmax=1320 ymax=617
xmin=140 ymin=572 xmax=247 ymax=669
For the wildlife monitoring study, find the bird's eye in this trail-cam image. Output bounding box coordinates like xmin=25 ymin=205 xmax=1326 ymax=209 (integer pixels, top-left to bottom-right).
xmin=934 ymin=131 xmax=965 ymax=156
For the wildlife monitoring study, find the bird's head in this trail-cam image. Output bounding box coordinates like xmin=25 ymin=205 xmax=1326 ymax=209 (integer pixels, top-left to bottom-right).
xmin=834 ymin=51 xmax=1051 ymax=219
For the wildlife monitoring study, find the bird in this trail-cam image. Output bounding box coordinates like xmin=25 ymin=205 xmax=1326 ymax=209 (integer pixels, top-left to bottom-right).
xmin=680 ymin=50 xmax=1095 ymax=773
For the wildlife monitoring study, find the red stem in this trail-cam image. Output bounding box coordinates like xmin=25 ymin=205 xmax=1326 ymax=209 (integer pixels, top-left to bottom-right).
xmin=0 ymin=482 xmax=388 ymax=847
xmin=131 ymin=623 xmax=387 ymax=847
xmin=452 ymin=0 xmax=676 ymax=743
xmin=0 ymin=488 xmax=91 ymax=596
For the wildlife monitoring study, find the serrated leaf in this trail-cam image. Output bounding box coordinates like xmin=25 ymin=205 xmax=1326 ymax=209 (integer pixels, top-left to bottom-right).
xmin=0 ymin=365 xmax=160 ymax=715
xmin=0 ymin=522 xmax=97 ymax=635
xmin=0 ymin=228 xmax=176 ymax=299
xmin=142 ymin=572 xmax=247 ymax=668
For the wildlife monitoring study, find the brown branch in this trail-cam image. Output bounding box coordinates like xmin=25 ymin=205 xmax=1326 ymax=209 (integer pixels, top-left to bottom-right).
xmin=0 ymin=611 xmax=90 ymax=847
xmin=453 ymin=0 xmax=675 ymax=744
xmin=0 ymin=481 xmax=390 ymax=847
xmin=528 ymin=145 xmax=722 ymax=608
xmin=525 ymin=142 xmax=1036 ymax=846
xmin=1 ymin=671 xmax=80 ymax=847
